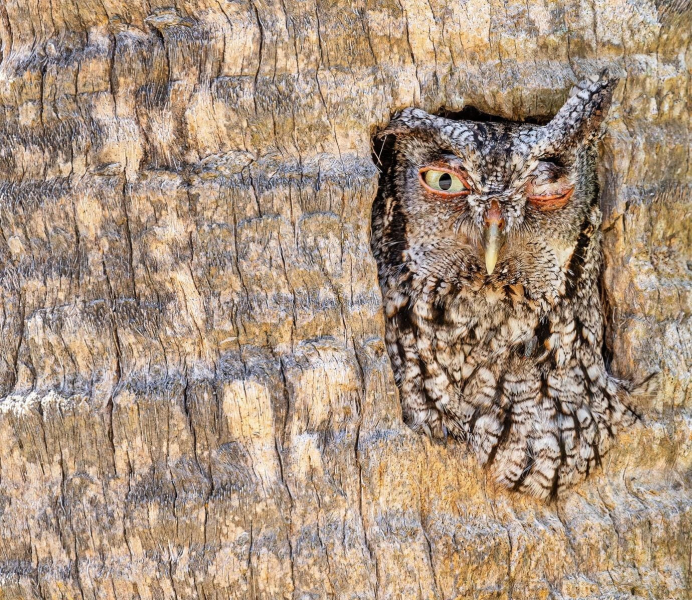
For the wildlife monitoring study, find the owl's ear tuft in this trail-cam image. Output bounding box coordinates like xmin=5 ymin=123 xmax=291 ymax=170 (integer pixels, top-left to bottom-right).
xmin=376 ymin=108 xmax=437 ymax=140
xmin=540 ymin=71 xmax=619 ymax=154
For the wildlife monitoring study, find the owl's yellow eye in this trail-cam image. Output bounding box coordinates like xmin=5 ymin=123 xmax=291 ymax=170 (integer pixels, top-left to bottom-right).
xmin=419 ymin=168 xmax=470 ymax=197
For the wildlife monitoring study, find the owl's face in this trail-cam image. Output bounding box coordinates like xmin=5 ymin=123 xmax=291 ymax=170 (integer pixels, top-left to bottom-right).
xmin=380 ymin=78 xmax=615 ymax=311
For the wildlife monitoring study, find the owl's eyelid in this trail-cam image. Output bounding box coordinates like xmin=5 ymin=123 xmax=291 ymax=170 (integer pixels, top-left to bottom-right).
xmin=420 ymin=164 xmax=468 ymax=179
xmin=418 ymin=166 xmax=471 ymax=197
xmin=527 ymin=186 xmax=574 ymax=211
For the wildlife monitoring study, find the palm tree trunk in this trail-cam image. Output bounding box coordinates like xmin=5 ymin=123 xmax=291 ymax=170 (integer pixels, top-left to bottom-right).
xmin=0 ymin=1 xmax=689 ymax=598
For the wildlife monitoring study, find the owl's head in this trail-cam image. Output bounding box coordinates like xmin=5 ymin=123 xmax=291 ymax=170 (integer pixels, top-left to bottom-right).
xmin=376 ymin=74 xmax=618 ymax=311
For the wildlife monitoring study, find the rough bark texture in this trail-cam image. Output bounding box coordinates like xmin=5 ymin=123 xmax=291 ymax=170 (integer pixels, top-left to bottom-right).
xmin=0 ymin=0 xmax=690 ymax=598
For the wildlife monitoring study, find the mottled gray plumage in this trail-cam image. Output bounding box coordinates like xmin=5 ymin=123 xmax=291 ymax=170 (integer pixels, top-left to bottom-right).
xmin=371 ymin=74 xmax=656 ymax=499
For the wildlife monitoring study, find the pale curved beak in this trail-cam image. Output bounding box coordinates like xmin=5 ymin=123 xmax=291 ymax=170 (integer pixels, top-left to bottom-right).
xmin=483 ymin=223 xmax=504 ymax=275
xmin=482 ymin=200 xmax=506 ymax=276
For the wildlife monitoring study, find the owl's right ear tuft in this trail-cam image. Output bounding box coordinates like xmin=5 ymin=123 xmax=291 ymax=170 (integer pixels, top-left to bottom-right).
xmin=567 ymin=69 xmax=618 ymax=99
xmin=538 ymin=71 xmax=619 ymax=156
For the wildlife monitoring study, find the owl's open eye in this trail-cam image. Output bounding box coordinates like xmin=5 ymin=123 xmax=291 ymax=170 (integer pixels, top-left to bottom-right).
xmin=419 ymin=167 xmax=470 ymax=197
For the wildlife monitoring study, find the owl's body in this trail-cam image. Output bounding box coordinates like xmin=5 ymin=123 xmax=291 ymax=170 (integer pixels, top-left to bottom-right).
xmin=372 ymin=75 xmax=652 ymax=499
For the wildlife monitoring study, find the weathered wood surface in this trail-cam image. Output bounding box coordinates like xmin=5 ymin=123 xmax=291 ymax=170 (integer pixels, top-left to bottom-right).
xmin=0 ymin=0 xmax=690 ymax=598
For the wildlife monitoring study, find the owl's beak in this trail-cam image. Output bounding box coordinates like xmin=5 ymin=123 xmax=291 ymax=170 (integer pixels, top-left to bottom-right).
xmin=483 ymin=200 xmax=506 ymax=276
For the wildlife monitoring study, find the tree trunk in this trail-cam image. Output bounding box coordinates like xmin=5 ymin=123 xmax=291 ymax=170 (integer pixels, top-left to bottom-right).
xmin=0 ymin=1 xmax=690 ymax=598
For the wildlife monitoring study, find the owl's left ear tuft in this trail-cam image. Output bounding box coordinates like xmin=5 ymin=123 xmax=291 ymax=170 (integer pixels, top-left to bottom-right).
xmin=539 ymin=71 xmax=619 ymax=155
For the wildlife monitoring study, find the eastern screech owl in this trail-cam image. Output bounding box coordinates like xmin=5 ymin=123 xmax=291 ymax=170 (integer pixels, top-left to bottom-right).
xmin=371 ymin=74 xmax=655 ymax=499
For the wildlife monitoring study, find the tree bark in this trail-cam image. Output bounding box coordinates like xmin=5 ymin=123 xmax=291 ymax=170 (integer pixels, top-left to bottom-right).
xmin=0 ymin=1 xmax=690 ymax=598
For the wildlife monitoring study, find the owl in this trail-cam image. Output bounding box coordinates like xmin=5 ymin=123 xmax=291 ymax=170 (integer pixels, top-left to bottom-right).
xmin=371 ymin=74 xmax=656 ymax=499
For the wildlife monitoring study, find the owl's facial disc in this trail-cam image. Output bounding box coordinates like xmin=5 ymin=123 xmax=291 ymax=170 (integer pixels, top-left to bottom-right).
xmin=416 ymin=155 xmax=575 ymax=276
